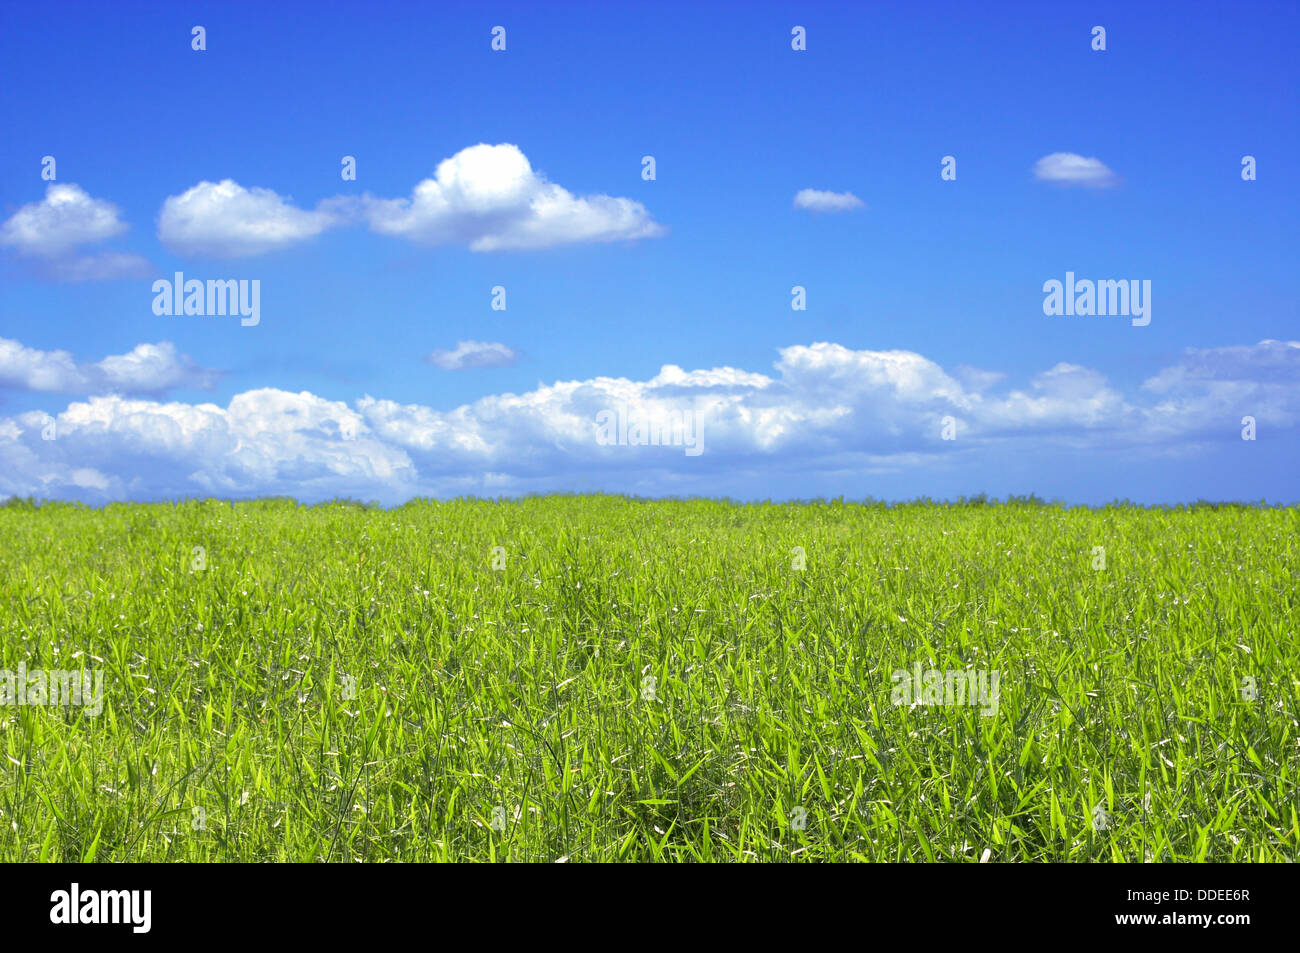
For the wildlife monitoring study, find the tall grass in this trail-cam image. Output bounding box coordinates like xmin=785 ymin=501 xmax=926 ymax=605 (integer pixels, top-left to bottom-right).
xmin=0 ymin=495 xmax=1295 ymax=861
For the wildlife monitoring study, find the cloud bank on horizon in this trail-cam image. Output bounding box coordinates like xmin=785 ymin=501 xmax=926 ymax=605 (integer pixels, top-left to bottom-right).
xmin=2 ymin=338 xmax=1294 ymax=505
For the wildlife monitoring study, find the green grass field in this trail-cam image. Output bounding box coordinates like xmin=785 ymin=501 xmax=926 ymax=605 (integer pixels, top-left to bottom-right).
xmin=0 ymin=495 xmax=1295 ymax=862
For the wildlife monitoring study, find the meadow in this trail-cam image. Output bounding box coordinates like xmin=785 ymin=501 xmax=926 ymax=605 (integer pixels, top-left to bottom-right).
xmin=0 ymin=495 xmax=1295 ymax=862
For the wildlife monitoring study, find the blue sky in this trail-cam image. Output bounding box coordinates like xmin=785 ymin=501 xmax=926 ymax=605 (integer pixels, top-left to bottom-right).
xmin=1 ymin=0 xmax=1297 ymax=504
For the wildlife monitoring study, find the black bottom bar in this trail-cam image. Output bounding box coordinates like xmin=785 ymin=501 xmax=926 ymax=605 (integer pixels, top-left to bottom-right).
xmin=0 ymin=862 xmax=1280 ymax=940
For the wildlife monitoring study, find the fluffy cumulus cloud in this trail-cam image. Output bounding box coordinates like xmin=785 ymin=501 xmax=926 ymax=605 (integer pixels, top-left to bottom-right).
xmin=427 ymin=340 xmax=519 ymax=370
xmin=0 ymin=338 xmax=220 ymax=394
xmin=157 ymin=179 xmax=348 ymax=258
xmin=361 ymin=143 xmax=665 ymax=251
xmin=0 ymin=184 xmax=153 ymax=279
xmin=793 ymin=188 xmax=865 ymax=212
xmin=1 ymin=184 xmax=125 ymax=255
xmin=1032 ymin=153 xmax=1120 ymax=188
xmin=2 ymin=340 xmax=1295 ymax=504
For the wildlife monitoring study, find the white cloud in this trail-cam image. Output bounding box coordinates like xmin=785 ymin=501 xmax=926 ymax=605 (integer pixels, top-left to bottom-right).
xmin=0 ymin=338 xmax=79 ymax=392
xmin=0 ymin=184 xmax=153 ymax=280
xmin=362 ymin=143 xmax=665 ymax=251
xmin=1138 ymin=340 xmax=1300 ymax=434
xmin=3 ymin=340 xmax=1294 ymax=503
xmin=793 ymin=189 xmax=865 ymax=212
xmin=1 ymin=184 xmax=128 ymax=256
xmin=158 ymin=179 xmax=346 ymax=258
xmin=427 ymin=340 xmax=519 ymax=370
xmin=1032 ymin=153 xmax=1119 ymax=188
xmin=0 ymin=338 xmax=220 ymax=394
xmin=95 ymin=342 xmax=222 ymax=393
xmin=0 ymin=390 xmax=413 ymax=502
xmin=1142 ymin=339 xmax=1300 ymax=389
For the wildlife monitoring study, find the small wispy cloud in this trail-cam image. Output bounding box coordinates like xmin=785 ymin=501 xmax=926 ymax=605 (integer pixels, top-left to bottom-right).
xmin=793 ymin=188 xmax=865 ymax=212
xmin=44 ymin=251 xmax=154 ymax=282
xmin=1032 ymin=153 xmax=1120 ymax=188
xmin=426 ymin=340 xmax=519 ymax=371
